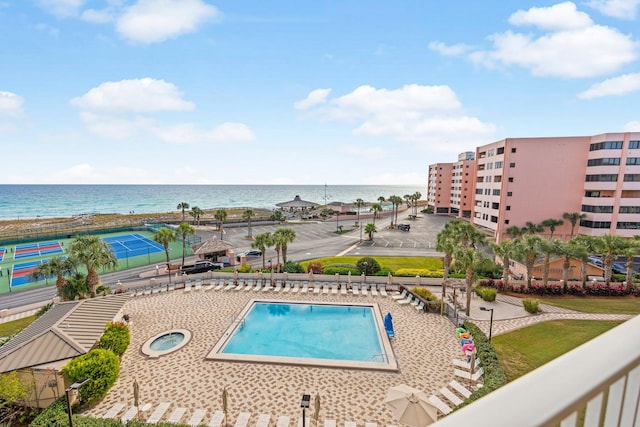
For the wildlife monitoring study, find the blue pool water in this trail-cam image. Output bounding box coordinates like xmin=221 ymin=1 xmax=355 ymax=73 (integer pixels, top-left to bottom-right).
xmin=221 ymin=302 xmax=383 ymax=362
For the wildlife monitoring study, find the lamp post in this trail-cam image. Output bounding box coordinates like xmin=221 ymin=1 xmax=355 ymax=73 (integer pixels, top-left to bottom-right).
xmin=363 ymin=261 xmax=368 ymax=283
xmin=167 ymin=262 xmax=172 ymax=287
xmin=301 ymin=394 xmax=311 ymax=427
xmin=480 ymin=307 xmax=494 ymax=341
xmin=66 ymin=378 xmax=89 ymax=427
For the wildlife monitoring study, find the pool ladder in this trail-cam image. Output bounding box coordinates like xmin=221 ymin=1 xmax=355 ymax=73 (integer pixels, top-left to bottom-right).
xmin=227 ymin=312 xmax=246 ymax=329
xmin=370 ymin=353 xmax=388 ymax=363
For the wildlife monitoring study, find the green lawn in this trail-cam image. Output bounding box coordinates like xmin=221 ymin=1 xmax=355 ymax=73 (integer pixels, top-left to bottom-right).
xmin=300 ymin=256 xmax=442 ymax=272
xmin=492 ymin=320 xmax=622 ymax=382
xmin=537 ymin=296 xmax=640 ymax=314
xmin=0 ymin=315 xmax=36 ymax=337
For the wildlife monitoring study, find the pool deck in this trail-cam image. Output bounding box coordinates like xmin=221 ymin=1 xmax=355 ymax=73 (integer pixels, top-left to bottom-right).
xmin=83 ymin=287 xmax=462 ymax=425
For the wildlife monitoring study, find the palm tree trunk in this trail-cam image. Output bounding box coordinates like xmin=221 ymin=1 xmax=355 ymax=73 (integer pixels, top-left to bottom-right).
xmin=56 ymin=276 xmax=68 ymax=301
xmin=164 ymin=245 xmax=170 ymax=264
xmin=182 ymin=236 xmax=186 ymax=267
xmin=543 ymin=255 xmax=550 ymax=285
xmin=562 ymin=257 xmax=570 ymax=290
xmin=282 ymin=246 xmax=288 ymax=263
xmin=626 ymin=257 xmax=634 ymax=292
xmin=581 ymin=260 xmax=588 ymax=286
xmin=87 ymin=268 xmax=99 ymax=298
xmin=465 ymin=267 xmax=473 ymax=317
xmin=502 ymin=255 xmax=510 ymax=289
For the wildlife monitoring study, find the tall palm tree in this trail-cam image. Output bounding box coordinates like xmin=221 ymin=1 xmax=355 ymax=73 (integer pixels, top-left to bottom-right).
xmin=389 ymin=195 xmax=403 ymax=226
xmin=370 ymin=203 xmax=382 ymax=224
xmin=593 ymin=234 xmax=627 ymax=284
xmin=558 ymin=240 xmax=586 ymax=286
xmin=517 ymin=234 xmax=542 ymax=289
xmin=68 ymin=235 xmax=118 ymax=298
xmin=489 ymin=238 xmax=522 ymax=289
xmin=30 ymin=256 xmax=76 ymax=300
xmin=542 ymin=218 xmax=564 ymax=239
xmin=538 ymin=238 xmax=562 ymax=285
xmin=252 ymin=232 xmax=273 ymax=269
xmin=436 ymin=225 xmax=458 ymax=281
xmin=355 ymin=198 xmax=365 ymax=228
xmin=190 ymin=206 xmax=204 ymax=226
xmin=506 ymin=226 xmax=525 ymax=239
xmin=243 ymin=209 xmax=256 ymax=238
xmin=623 ymin=237 xmax=640 ymax=290
xmin=154 ymin=227 xmax=177 ymax=265
xmin=563 ymin=212 xmax=586 ymax=238
xmin=215 ymin=209 xmax=227 ymax=240
xmin=177 ymin=202 xmax=190 ymax=222
xmin=522 ymin=221 xmax=544 ymax=235
xmin=274 ymin=228 xmax=296 ymax=263
xmin=176 ymin=222 xmax=195 ymax=267
xmin=411 ymin=191 xmax=422 ymax=216
xmin=364 ymin=223 xmax=377 ymax=240
xmin=572 ymin=235 xmax=595 ymax=286
xmin=452 ymin=246 xmax=491 ymax=316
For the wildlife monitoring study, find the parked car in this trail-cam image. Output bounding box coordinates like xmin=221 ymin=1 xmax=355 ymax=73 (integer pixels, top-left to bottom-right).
xmin=397 ymin=224 xmax=411 ymax=231
xmin=179 ymin=261 xmax=223 ymax=274
xmin=236 ymin=249 xmax=262 ymax=261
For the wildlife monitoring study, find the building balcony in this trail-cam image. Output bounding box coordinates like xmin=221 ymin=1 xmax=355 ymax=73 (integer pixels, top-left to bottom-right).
xmin=583 ymin=182 xmax=618 ymax=191
xmin=431 ymin=315 xmax=640 ymax=427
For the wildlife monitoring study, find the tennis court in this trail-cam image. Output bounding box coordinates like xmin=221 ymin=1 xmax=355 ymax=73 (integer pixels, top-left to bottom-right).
xmin=102 ymin=233 xmax=165 ymax=260
xmin=10 ymin=259 xmax=53 ymax=287
xmin=14 ymin=241 xmax=63 ymax=259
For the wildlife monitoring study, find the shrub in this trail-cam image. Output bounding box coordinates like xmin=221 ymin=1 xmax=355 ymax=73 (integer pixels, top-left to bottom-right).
xmin=61 ymin=349 xmax=120 ymax=404
xmin=529 ymin=282 xmax=563 ymax=295
xmin=95 ymin=285 xmax=111 ymax=296
xmin=566 ymin=283 xmax=586 ymax=296
xmin=456 ymin=321 xmax=506 ymax=409
xmin=356 ymin=257 xmax=380 ymax=275
xmin=523 ymin=298 xmax=540 ymax=313
xmin=394 ymin=268 xmax=444 ymax=278
xmin=322 ymin=266 xmax=360 ymax=275
xmin=412 ymin=287 xmax=443 ymax=312
xmin=307 ymin=262 xmax=323 ymax=273
xmin=282 ymin=261 xmax=304 ymax=273
xmin=475 ymin=286 xmax=497 ymax=302
xmin=372 ymin=267 xmax=394 ymax=276
xmin=98 ymin=322 xmax=130 ymax=357
xmin=36 ymin=303 xmax=52 ymax=318
xmin=236 ymin=264 xmax=252 ymax=273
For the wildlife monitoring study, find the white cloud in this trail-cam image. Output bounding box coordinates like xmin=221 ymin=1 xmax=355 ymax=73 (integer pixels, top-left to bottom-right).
xmin=0 ymin=91 xmax=24 ymax=117
xmin=508 ymin=2 xmax=592 ymax=30
xmin=578 ymin=73 xmax=640 ymax=99
xmin=116 ymin=0 xmax=220 ymax=44
xmin=588 ymin=0 xmax=640 ymax=19
xmin=623 ymin=120 xmax=640 ymax=131
xmin=34 ymin=23 xmax=60 ymax=37
xmin=428 ymin=41 xmax=473 ymax=56
xmin=152 ymin=122 xmax=256 ymax=144
xmin=294 ymin=88 xmax=331 ymax=110
xmin=460 ymin=2 xmax=638 ymax=78
xmin=48 ymin=163 xmax=154 ymax=184
xmin=70 ymin=78 xmax=195 ymax=113
xmin=299 ymin=84 xmax=496 ymax=147
xmin=79 ymin=112 xmax=154 ymax=139
xmin=81 ymin=8 xmax=115 ymax=23
xmin=36 ymin=0 xmax=84 ymax=17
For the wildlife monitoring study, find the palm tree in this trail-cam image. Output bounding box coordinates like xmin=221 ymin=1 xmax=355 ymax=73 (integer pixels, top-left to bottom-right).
xmin=243 ymin=209 xmax=256 ymax=238
xmin=538 ymin=238 xmax=562 ymax=285
xmin=389 ymin=195 xmax=403 ymax=226
xmin=355 ymin=198 xmax=365 ymax=228
xmin=364 ymin=223 xmax=377 ymax=240
xmin=563 ymin=212 xmax=586 ymax=238
xmin=30 ymin=256 xmax=76 ymax=300
xmin=154 ymin=227 xmax=177 ymax=265
xmin=68 ymin=235 xmax=118 ymax=298
xmin=518 ymin=234 xmax=542 ymax=289
xmin=274 ymin=228 xmax=296 ymax=263
xmin=177 ymin=202 xmax=190 ymax=222
xmin=411 ymin=191 xmax=422 ymax=216
xmin=506 ymin=226 xmax=525 ymax=239
xmin=558 ymin=240 xmax=586 ymax=287
xmin=176 ymin=222 xmax=195 ymax=267
xmin=452 ymin=245 xmax=491 ymax=316
xmin=572 ymin=235 xmax=595 ymax=286
xmin=489 ymin=239 xmax=521 ymax=289
xmin=190 ymin=206 xmax=204 ymax=226
xmin=252 ymin=232 xmax=273 ymax=269
xmin=593 ymin=234 xmax=627 ymax=284
xmin=370 ymin=203 xmax=383 ymax=224
xmin=623 ymin=237 xmax=640 ymax=290
xmin=270 ymin=210 xmax=285 ymax=223
xmin=542 ymin=218 xmax=564 ymax=239
xmin=215 ymin=209 xmax=227 ymax=240
xmin=522 ymin=221 xmax=544 ymax=235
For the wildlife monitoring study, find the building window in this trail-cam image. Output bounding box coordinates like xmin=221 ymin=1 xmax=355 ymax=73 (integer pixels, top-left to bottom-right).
xmin=475 ymin=188 xmax=482 ymax=195
xmin=584 ymin=191 xmax=600 ymax=197
xmin=620 ymin=206 xmax=640 ymax=214
xmin=508 ymin=177 xmax=514 ymax=182
xmin=484 ymin=189 xmax=491 ymax=195
xmin=626 ymin=157 xmax=640 ymax=165
xmin=580 ymin=220 xmax=611 ymax=229
xmin=492 ymin=189 xmax=500 ymax=196
xmin=617 ymin=221 xmax=640 ymax=229
xmin=506 ymin=206 xmax=511 ymax=211
xmin=629 ymin=141 xmax=639 ymax=149
xmin=507 ymin=191 xmax=513 ymax=196
xmin=504 ymin=219 xmax=510 ymax=224
xmin=587 ymin=158 xmax=620 ymax=166
xmin=511 ymin=148 xmax=517 ymax=153
xmin=581 ymin=205 xmax=614 ymax=213
xmin=492 ymin=202 xmax=499 ymax=209
xmin=494 ymin=175 xmax=502 ymax=183
xmin=497 ymin=147 xmax=505 ymax=154
xmin=589 ymin=141 xmax=623 ymax=151
xmin=624 ymin=174 xmax=640 ymax=182
xmin=585 ymin=174 xmax=618 ymax=182
xmin=491 ymin=216 xmax=498 ymax=223
xmin=509 ymin=163 xmax=516 ymax=168
xmin=495 ymin=161 xmax=503 ymax=168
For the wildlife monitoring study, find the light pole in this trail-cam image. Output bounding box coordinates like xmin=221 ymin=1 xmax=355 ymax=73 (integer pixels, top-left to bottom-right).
xmin=301 ymin=394 xmax=311 ymax=427
xmin=480 ymin=307 xmax=494 ymax=341
xmin=66 ymin=378 xmax=89 ymax=427
xmin=363 ymin=261 xmax=368 ymax=283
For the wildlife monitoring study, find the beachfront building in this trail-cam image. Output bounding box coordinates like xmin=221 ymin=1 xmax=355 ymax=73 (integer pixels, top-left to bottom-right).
xmin=427 ymin=152 xmax=476 ymax=218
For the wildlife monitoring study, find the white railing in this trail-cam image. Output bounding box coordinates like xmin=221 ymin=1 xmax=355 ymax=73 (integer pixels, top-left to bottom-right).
xmin=432 ymin=315 xmax=640 ymax=427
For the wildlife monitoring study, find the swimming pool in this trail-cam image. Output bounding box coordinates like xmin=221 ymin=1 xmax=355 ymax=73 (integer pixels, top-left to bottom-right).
xmin=207 ymin=300 xmax=397 ymax=371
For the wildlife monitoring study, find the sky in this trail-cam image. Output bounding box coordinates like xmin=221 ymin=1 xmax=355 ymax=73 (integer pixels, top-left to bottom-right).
xmin=1 ymin=0 xmax=639 ymax=186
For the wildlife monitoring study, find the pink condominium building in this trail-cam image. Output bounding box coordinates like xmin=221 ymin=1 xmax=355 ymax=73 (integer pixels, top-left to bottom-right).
xmin=427 ymin=151 xmax=476 ymax=219
xmin=428 ymin=132 xmax=640 ymax=243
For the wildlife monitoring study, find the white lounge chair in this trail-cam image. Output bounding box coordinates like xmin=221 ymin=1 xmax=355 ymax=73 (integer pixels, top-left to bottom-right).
xmin=415 ymin=300 xmax=425 ymax=311
xmin=301 ymin=282 xmax=309 ymax=293
xmin=235 ymin=411 xmax=251 ymax=427
xmin=121 ymin=406 xmax=139 ymax=423
xmin=168 ymin=407 xmax=187 ymax=424
xmin=361 ymin=283 xmax=369 ymax=296
xmin=371 ymin=285 xmax=379 ymax=296
xmin=277 ymin=415 xmax=290 ymax=427
xmin=253 ymin=281 xmax=262 ymax=291
xmin=449 ymin=379 xmax=473 ymax=398
xmin=273 ymin=280 xmax=282 ymax=291
xmin=208 ymin=410 xmax=225 ymax=427
xmin=440 ymin=386 xmax=464 ymax=406
xmin=331 ymin=284 xmax=338 ymax=294
xmin=245 ymin=280 xmax=255 ymax=291
xmin=205 ymin=280 xmax=216 ymax=291
xmin=263 ymin=280 xmax=272 ymax=291
xmin=214 ymin=280 xmax=225 ymax=291
xmin=454 ymin=366 xmax=484 ymax=382
xmin=234 ymin=280 xmax=245 ymax=291
xmin=188 ymin=408 xmax=207 ymax=426
xmin=392 ymin=289 xmax=408 ymax=300
xmin=292 ymin=282 xmax=300 ymax=293
xmin=397 ymin=294 xmax=413 ymax=305
xmin=323 ymin=283 xmax=329 ymax=294
xmin=324 ymin=420 xmax=336 ymax=427
xmin=102 ymin=402 xmax=126 ymax=419
xmin=313 ymin=283 xmax=322 ymax=294
xmin=365 ymin=422 xmax=377 ymax=427
xmin=283 ymin=281 xmax=291 ymax=292
xmin=429 ymin=395 xmax=453 ymax=415
xmin=352 ymin=284 xmax=360 ymax=295
xmin=194 ymin=279 xmax=202 ymax=291
xmin=452 ymin=358 xmax=482 ymax=371
xmin=147 ymin=402 xmax=171 ymax=424
xmin=256 ymin=413 xmax=271 ymax=427
xmin=224 ymin=280 xmax=236 ymax=291
xmin=345 ymin=422 xmax=357 ymax=427
xmin=183 ymin=281 xmax=192 ymax=293
xmin=379 ymin=285 xmax=388 ymax=296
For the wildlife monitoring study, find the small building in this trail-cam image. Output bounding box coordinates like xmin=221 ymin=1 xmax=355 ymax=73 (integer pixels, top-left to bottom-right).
xmin=191 ymin=238 xmax=236 ymax=265
xmin=0 ymin=294 xmax=129 ymax=408
xmin=275 ymin=195 xmax=319 ymax=213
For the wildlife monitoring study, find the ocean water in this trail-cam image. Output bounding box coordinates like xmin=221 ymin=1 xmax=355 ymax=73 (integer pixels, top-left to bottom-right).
xmin=0 ymin=184 xmax=424 ymax=220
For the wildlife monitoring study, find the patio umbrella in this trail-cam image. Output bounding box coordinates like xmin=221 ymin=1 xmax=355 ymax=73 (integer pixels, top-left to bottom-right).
xmin=347 ymin=271 xmax=352 ymax=285
xmin=387 ymin=272 xmax=392 ymax=286
xmin=415 ymin=275 xmax=421 ymax=286
xmin=384 ymin=384 xmax=438 ymax=427
xmin=313 ymin=393 xmax=321 ymax=426
xmin=283 ymin=271 xmax=288 ymax=282
xmin=133 ymin=378 xmax=140 ymax=420
xmin=309 ymin=270 xmax=314 ymax=284
xmin=233 ymin=269 xmax=238 ymax=285
xmin=222 ymin=387 xmax=229 ymax=427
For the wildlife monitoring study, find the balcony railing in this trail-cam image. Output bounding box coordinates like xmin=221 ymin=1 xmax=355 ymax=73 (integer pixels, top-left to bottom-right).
xmin=431 ymin=315 xmax=640 ymax=427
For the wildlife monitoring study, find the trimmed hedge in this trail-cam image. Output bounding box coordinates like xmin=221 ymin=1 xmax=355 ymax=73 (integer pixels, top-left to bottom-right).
xmin=98 ymin=322 xmax=130 ymax=357
xmin=475 ymin=286 xmax=497 ymax=302
xmin=356 ymin=257 xmax=380 ymax=275
xmin=61 ymin=349 xmax=120 ymax=404
xmin=455 ymin=321 xmax=507 ymax=410
xmin=395 ymin=268 xmax=444 ymax=277
xmin=322 ymin=266 xmax=360 ymax=275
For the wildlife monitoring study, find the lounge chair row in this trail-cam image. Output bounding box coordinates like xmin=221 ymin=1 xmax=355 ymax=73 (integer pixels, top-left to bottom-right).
xmin=392 ymin=289 xmax=428 ymax=312
xmin=101 ymin=401 xmax=397 ymax=427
